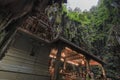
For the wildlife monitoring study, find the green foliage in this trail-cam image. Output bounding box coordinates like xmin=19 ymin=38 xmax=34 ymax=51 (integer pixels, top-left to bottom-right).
xmin=61 ymin=0 xmax=120 ymax=79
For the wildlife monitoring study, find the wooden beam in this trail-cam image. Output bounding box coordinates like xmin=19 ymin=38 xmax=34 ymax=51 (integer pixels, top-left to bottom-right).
xmin=66 ymin=54 xmax=84 ymax=61
xmin=65 ymin=53 xmax=78 ymax=58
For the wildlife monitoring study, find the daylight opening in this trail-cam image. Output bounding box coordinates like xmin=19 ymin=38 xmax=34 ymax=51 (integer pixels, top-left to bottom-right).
xmin=67 ymin=0 xmax=99 ymax=11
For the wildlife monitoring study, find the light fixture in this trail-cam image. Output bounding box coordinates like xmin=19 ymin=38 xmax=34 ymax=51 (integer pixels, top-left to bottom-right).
xmin=61 ymin=52 xmax=66 ymax=57
xmin=82 ymin=60 xmax=85 ymax=65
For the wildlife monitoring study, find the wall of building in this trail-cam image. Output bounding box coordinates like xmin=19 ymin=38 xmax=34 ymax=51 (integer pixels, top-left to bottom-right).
xmin=0 ymin=33 xmax=51 ymax=80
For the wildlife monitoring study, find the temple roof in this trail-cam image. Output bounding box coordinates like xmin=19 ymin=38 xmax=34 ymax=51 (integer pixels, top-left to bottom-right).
xmin=18 ymin=28 xmax=106 ymax=65
xmin=51 ymin=37 xmax=106 ymax=65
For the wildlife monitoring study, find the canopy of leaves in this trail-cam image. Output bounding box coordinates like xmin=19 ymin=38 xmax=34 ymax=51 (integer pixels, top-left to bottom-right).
xmin=61 ymin=0 xmax=120 ymax=79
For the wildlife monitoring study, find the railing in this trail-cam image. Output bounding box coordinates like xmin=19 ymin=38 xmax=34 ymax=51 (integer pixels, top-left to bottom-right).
xmin=20 ymin=14 xmax=53 ymax=41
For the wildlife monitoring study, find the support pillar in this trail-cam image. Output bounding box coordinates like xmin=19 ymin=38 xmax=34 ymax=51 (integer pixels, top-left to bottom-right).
xmin=53 ymin=41 xmax=63 ymax=80
xmin=86 ymin=58 xmax=91 ymax=73
xmin=85 ymin=58 xmax=91 ymax=80
xmin=101 ymin=65 xmax=107 ymax=80
xmin=63 ymin=58 xmax=66 ymax=70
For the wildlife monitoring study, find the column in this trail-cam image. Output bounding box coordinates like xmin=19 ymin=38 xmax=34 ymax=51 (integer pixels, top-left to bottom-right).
xmin=86 ymin=58 xmax=91 ymax=73
xmin=101 ymin=65 xmax=107 ymax=80
xmin=85 ymin=58 xmax=91 ymax=80
xmin=53 ymin=42 xmax=63 ymax=80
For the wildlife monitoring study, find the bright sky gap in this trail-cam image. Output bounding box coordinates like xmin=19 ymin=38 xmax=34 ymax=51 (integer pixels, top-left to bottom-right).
xmin=67 ymin=0 xmax=99 ymax=11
